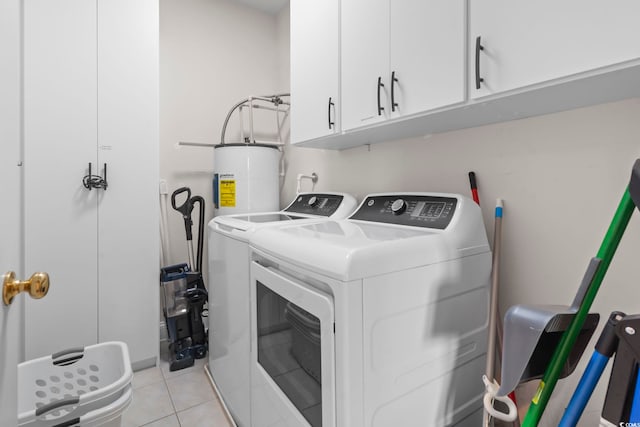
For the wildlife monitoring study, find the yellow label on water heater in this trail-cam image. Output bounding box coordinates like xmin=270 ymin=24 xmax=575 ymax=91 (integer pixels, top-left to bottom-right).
xmin=220 ymin=179 xmax=236 ymax=207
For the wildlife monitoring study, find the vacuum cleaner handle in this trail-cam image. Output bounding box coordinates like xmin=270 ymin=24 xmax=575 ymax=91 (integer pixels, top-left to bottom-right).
xmin=171 ymin=187 xmax=194 ymax=240
xmin=171 ymin=187 xmax=192 ymax=214
xmin=190 ymin=195 xmax=206 ymax=274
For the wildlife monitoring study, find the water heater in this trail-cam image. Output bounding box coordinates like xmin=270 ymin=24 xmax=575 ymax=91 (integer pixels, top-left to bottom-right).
xmin=213 ymin=143 xmax=280 ymax=216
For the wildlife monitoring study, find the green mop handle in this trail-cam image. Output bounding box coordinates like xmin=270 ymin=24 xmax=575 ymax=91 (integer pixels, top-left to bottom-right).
xmin=521 ymin=189 xmax=635 ymax=426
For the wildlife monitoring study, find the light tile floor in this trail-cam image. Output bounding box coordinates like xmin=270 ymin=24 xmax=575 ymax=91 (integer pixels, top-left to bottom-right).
xmin=122 ymin=346 xmax=233 ymax=427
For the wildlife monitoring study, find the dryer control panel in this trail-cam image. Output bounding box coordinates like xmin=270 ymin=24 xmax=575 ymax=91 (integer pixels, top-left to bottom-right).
xmin=284 ymin=193 xmax=346 ymax=216
xmin=349 ymin=195 xmax=457 ymax=229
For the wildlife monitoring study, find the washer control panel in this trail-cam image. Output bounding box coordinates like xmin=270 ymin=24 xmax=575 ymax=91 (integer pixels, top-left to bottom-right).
xmin=284 ymin=193 xmax=346 ymax=216
xmin=350 ymin=195 xmax=457 ymax=229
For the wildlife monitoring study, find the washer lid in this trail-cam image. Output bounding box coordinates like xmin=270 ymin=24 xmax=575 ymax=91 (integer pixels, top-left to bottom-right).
xmin=251 ymin=225 xmax=487 ymax=282
xmin=211 ymin=211 xmax=320 ymax=234
xmin=209 ymin=192 xmax=358 ymax=234
xmin=250 ymin=193 xmax=490 ymax=280
xmin=251 ymin=221 xmax=440 ymax=280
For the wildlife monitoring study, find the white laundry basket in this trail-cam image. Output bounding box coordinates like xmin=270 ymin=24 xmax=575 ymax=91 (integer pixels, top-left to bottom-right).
xmin=18 ymin=342 xmax=133 ymax=427
xmin=66 ymin=385 xmax=132 ymax=427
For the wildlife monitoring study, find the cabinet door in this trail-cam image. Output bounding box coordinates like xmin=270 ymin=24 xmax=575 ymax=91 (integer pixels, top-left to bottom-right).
xmin=24 ymin=0 xmax=98 ymax=359
xmin=389 ymin=0 xmax=465 ymax=117
xmin=97 ymin=0 xmax=159 ymax=366
xmin=341 ymin=0 xmax=389 ymax=131
xmin=290 ymin=0 xmax=340 ymax=143
xmin=470 ymin=0 xmax=640 ymax=98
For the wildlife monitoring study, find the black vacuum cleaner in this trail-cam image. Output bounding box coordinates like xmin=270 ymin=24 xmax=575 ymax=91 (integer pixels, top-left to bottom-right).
xmin=160 ymin=187 xmax=208 ymax=371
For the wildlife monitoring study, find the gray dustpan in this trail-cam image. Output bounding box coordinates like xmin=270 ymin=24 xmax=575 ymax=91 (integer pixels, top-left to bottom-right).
xmin=497 ymin=258 xmax=601 ymax=396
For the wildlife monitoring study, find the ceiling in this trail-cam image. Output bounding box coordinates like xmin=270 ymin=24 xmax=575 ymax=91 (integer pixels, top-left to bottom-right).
xmin=233 ymin=0 xmax=289 ymax=15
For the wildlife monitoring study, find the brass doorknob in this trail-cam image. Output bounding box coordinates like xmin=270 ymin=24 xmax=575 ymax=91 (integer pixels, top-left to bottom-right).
xmin=3 ymin=271 xmax=50 ymax=305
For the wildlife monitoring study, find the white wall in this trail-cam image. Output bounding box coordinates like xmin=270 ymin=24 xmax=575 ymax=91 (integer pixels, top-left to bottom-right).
xmin=277 ymin=7 xmax=640 ymax=425
xmin=160 ymin=0 xmax=284 ymax=277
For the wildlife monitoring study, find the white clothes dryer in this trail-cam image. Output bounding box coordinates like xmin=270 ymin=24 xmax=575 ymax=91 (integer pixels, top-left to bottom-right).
xmin=248 ymin=193 xmax=491 ymax=427
xmin=207 ymin=192 xmax=357 ymax=427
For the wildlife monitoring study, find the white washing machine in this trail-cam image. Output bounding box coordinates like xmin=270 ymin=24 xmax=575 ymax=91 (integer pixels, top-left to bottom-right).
xmin=248 ymin=193 xmax=492 ymax=427
xmin=207 ymin=192 xmax=357 ymax=427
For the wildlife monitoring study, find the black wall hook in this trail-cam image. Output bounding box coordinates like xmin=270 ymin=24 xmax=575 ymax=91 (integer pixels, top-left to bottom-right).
xmin=82 ymin=162 xmax=108 ymax=190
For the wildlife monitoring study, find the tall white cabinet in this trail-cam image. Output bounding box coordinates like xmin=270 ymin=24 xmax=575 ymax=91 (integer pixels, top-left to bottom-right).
xmin=24 ymin=0 xmax=159 ymax=367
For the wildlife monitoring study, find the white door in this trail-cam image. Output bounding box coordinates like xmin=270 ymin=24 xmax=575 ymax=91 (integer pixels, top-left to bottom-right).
xmin=470 ymin=0 xmax=640 ymax=98
xmin=1 ymin=0 xmax=23 ymax=423
xmin=250 ymin=262 xmax=336 ymax=427
xmin=23 ymin=0 xmax=99 ymax=360
xmin=389 ymin=0 xmax=465 ymax=118
xmin=290 ymin=0 xmax=340 ymax=143
xmin=96 ymin=0 xmax=159 ymax=365
xmin=341 ymin=0 xmax=389 ymax=131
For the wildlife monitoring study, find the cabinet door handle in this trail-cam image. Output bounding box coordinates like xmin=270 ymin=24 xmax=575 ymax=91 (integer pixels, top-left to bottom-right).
xmin=475 ymin=36 xmax=485 ymax=90
xmin=377 ymin=76 xmax=385 ymax=116
xmin=328 ymin=97 xmax=335 ymax=129
xmin=391 ymin=71 xmax=399 ymax=112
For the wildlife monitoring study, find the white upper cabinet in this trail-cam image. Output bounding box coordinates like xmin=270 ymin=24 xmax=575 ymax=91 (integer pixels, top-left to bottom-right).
xmin=341 ymin=0 xmax=389 ymax=130
xmin=388 ymin=0 xmax=465 ymax=118
xmin=341 ymin=0 xmax=465 ymax=132
xmin=470 ymin=0 xmax=640 ymax=98
xmin=291 ymin=0 xmax=640 ymax=149
xmin=290 ymin=0 xmax=340 ymax=143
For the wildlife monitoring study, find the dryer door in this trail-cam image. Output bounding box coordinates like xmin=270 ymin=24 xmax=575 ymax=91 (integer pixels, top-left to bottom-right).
xmin=250 ymin=261 xmax=336 ymax=427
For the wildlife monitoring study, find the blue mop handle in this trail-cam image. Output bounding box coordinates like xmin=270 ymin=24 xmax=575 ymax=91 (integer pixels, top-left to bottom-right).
xmin=558 ymin=312 xmax=623 ymax=427
xmin=558 ymin=352 xmax=609 ymax=427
